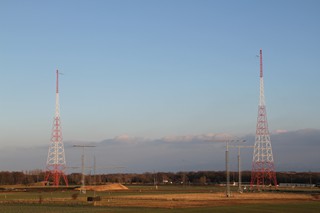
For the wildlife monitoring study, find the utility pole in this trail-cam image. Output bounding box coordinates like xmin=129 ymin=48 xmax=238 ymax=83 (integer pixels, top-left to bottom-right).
xmin=226 ymin=140 xmax=230 ymax=197
xmin=206 ymin=136 xmax=245 ymax=197
xmin=229 ymin=144 xmax=253 ymax=192
xmin=225 ymin=138 xmax=246 ymax=197
xmin=73 ymin=145 xmax=95 ymax=193
xmin=93 ymin=156 xmax=97 ymax=196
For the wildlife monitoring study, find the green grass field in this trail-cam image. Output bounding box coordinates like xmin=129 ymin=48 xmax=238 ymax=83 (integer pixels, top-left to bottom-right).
xmin=1 ymin=202 xmax=320 ymax=213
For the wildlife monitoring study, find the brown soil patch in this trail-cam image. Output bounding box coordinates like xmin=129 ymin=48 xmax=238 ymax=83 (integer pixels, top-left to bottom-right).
xmin=76 ymin=183 xmax=128 ymax=192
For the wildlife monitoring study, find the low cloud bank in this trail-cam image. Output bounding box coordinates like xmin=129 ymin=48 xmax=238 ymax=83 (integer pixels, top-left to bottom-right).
xmin=0 ymin=129 xmax=319 ymax=173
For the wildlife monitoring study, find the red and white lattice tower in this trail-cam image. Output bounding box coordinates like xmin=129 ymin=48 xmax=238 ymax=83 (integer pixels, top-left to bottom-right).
xmin=45 ymin=70 xmax=68 ymax=186
xmin=250 ymin=49 xmax=277 ymax=189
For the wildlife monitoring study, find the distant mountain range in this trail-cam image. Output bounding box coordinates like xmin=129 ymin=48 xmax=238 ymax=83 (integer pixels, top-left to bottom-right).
xmin=0 ymin=129 xmax=319 ymax=173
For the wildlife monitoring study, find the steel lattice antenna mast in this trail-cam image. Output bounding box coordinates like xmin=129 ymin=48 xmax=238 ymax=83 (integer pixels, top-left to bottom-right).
xmin=250 ymin=49 xmax=277 ymax=189
xmin=45 ymin=70 xmax=68 ymax=186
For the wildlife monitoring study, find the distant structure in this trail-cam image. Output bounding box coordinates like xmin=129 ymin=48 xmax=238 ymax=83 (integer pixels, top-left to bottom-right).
xmin=250 ymin=50 xmax=277 ymax=189
xmin=45 ymin=70 xmax=68 ymax=186
xmin=73 ymin=145 xmax=96 ymax=194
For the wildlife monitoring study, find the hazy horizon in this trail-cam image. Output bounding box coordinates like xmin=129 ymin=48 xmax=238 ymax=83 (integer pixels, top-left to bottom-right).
xmin=1 ymin=128 xmax=319 ymax=173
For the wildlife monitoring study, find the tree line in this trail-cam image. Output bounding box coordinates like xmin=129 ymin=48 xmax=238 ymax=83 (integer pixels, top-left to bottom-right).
xmin=0 ymin=170 xmax=319 ymax=186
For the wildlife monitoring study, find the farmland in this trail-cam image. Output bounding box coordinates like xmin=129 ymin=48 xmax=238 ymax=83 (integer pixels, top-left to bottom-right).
xmin=0 ymin=184 xmax=320 ymax=212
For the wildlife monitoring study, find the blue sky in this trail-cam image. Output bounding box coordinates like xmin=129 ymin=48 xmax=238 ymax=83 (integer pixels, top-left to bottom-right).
xmin=1 ymin=0 xmax=320 ymax=148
